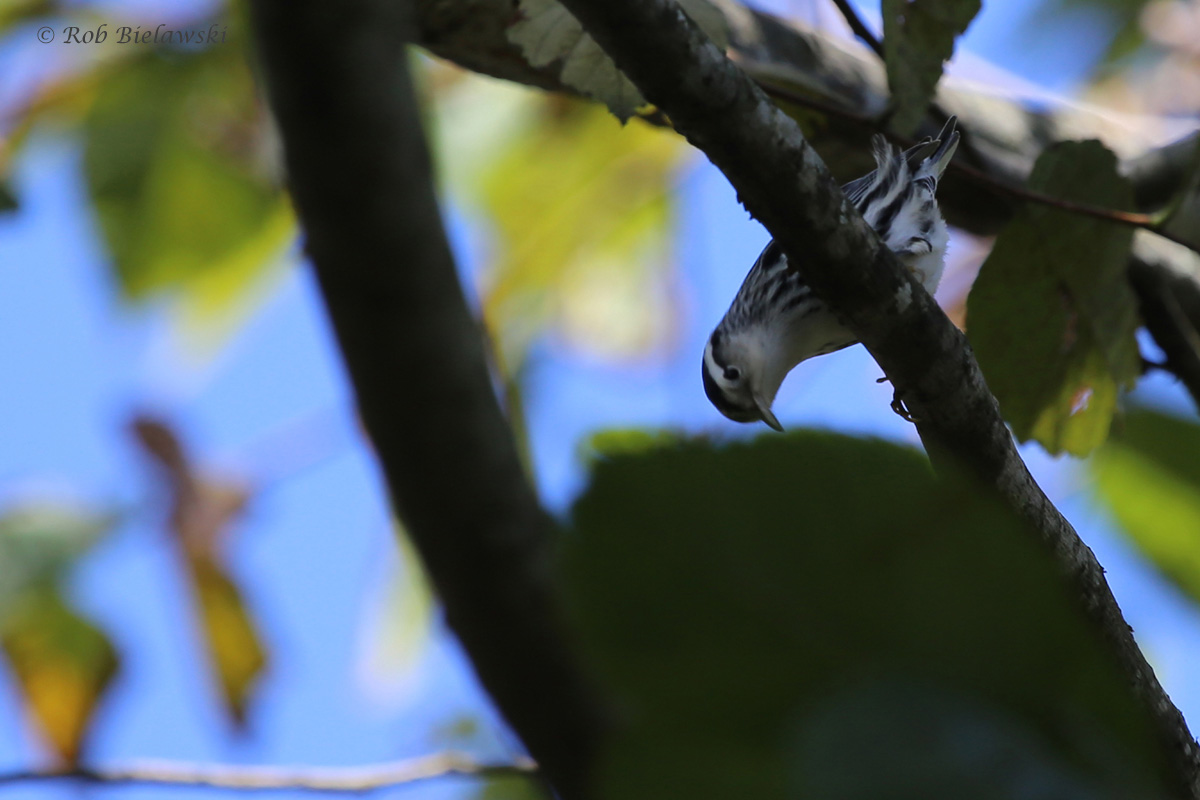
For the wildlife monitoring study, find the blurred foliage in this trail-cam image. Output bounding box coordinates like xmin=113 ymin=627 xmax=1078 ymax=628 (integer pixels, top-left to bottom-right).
xmin=967 ymin=141 xmax=1138 ymax=456
xmin=882 ymin=0 xmax=981 ymax=134
xmin=430 ymin=80 xmax=685 ymax=366
xmin=476 ymin=774 xmax=551 ymax=800
xmin=788 ymin=678 xmax=1124 ymax=799
xmin=83 ymin=45 xmax=292 ymax=333
xmin=0 ymin=2 xmax=291 ymax=343
xmin=2 ymin=590 xmax=118 ymax=765
xmin=506 ymin=0 xmax=728 ymax=121
xmin=1119 ymin=0 xmax=1200 ymax=115
xmin=1094 ymin=407 xmax=1200 ymax=603
xmin=0 ymin=505 xmax=120 ymax=763
xmin=357 ymin=528 xmax=434 ymax=700
xmin=0 ymin=0 xmax=55 ymax=32
xmin=131 ymin=416 xmax=266 ymax=727
xmin=0 ymin=179 xmax=17 ymax=213
xmin=567 ymin=432 xmax=1169 ymax=799
xmin=577 ymin=427 xmax=686 ymax=464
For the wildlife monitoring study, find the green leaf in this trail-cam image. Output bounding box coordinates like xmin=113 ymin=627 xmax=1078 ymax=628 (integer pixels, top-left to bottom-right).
xmin=83 ymin=47 xmax=292 ymax=325
xmin=506 ymin=0 xmax=729 ymax=121
xmin=567 ymin=432 xmax=1169 ymax=799
xmin=882 ymin=0 xmax=981 ymax=134
xmin=0 ymin=505 xmax=117 ymax=609
xmin=790 ymin=678 xmax=1114 ymax=799
xmin=578 ymin=428 xmax=686 ymax=464
xmin=1 ymin=589 xmax=118 ymax=765
xmin=967 ymin=141 xmax=1138 ymax=456
xmin=475 ymin=774 xmax=548 ymax=800
xmin=1093 ymin=407 xmax=1200 ymax=604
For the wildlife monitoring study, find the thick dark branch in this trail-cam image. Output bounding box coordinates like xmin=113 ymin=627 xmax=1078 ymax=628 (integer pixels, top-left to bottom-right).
xmin=549 ymin=0 xmax=1200 ymax=796
xmin=247 ymin=2 xmax=606 ymax=797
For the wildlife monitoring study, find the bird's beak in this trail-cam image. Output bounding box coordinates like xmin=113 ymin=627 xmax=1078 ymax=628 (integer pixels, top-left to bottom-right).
xmin=753 ymin=393 xmax=784 ymax=432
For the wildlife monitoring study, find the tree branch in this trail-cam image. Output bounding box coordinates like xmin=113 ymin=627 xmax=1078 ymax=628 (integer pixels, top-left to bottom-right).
xmin=246 ymin=2 xmax=607 ymax=797
xmin=829 ymin=0 xmax=883 ymax=59
xmin=1130 ymin=232 xmax=1200 ymax=407
xmin=0 ymin=753 xmax=536 ymax=793
xmin=547 ymin=1 xmax=1200 ymax=797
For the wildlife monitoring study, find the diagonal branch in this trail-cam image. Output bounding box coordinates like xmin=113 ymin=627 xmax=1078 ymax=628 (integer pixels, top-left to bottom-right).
xmin=1130 ymin=233 xmax=1200 ymax=407
xmin=0 ymin=753 xmax=537 ymax=793
xmin=829 ymin=0 xmax=884 ymax=58
xmin=246 ymin=1 xmax=608 ymax=797
xmin=547 ymin=0 xmax=1200 ymax=797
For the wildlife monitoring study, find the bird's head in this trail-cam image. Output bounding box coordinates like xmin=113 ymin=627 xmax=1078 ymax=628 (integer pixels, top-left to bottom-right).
xmin=702 ymin=328 xmax=784 ymax=431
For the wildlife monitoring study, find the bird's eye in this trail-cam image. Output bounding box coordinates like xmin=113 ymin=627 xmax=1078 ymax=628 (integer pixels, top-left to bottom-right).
xmin=723 ymin=366 xmax=742 ymax=382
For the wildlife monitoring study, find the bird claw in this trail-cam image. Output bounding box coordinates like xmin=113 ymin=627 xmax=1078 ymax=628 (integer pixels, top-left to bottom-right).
xmin=878 ymin=376 xmax=919 ymax=422
xmin=890 ymin=390 xmax=919 ymax=423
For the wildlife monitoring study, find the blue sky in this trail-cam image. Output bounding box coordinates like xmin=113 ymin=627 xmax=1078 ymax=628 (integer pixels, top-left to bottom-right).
xmin=3 ymin=1 xmax=1200 ymax=798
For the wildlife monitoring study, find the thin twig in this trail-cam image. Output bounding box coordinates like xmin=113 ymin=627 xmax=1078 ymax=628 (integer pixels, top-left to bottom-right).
xmin=0 ymin=753 xmax=538 ymax=793
xmin=830 ymin=0 xmax=884 ymax=59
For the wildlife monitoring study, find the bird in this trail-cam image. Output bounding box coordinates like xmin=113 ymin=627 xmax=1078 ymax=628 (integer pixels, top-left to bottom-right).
xmin=702 ymin=116 xmax=960 ymax=431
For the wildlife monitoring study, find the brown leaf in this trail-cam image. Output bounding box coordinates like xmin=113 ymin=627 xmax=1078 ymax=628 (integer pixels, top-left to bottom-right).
xmin=130 ymin=414 xmax=266 ymax=727
xmin=131 ymin=416 xmax=248 ymax=552
xmin=0 ymin=589 xmax=118 ymax=764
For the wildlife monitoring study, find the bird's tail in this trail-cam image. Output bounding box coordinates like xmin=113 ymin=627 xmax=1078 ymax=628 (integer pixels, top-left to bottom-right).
xmin=917 ymin=116 xmax=960 ymax=181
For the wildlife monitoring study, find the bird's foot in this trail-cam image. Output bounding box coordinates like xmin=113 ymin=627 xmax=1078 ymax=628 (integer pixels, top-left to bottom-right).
xmin=891 ymin=392 xmax=919 ymax=423
xmin=878 ymin=376 xmax=919 ymax=423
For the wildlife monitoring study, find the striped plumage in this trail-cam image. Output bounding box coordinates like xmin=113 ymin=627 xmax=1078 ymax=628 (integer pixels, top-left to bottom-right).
xmin=703 ymin=117 xmax=960 ymax=431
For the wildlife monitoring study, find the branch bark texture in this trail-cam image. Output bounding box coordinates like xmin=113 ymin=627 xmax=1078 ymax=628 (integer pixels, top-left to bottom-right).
xmin=547 ymin=1 xmax=1200 ymax=797
xmin=247 ymin=2 xmax=605 ymax=797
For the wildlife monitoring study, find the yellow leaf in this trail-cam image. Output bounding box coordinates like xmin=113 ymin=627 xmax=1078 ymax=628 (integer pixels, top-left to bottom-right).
xmin=187 ymin=556 xmax=267 ymax=725
xmin=1 ymin=590 xmax=117 ymax=764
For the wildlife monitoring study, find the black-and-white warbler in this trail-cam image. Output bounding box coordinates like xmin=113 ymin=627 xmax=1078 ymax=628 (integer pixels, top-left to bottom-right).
xmin=702 ymin=117 xmax=961 ymax=431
